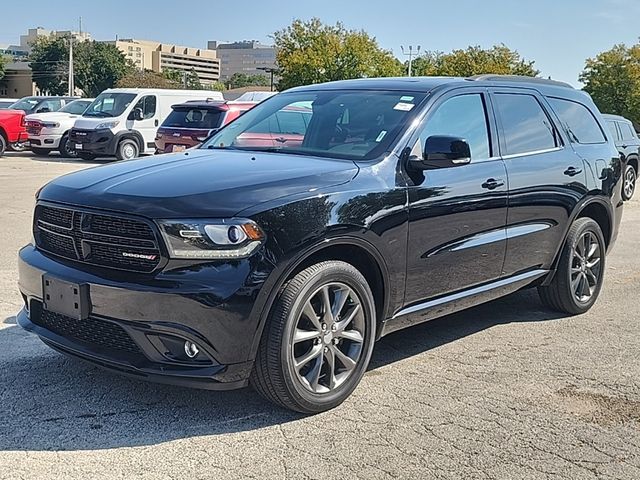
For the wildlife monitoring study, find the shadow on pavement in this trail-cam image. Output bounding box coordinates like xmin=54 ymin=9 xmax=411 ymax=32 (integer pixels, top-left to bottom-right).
xmin=0 ymin=288 xmax=566 ymax=452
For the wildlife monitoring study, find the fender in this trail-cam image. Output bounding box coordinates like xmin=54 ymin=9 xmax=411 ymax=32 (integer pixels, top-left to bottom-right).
xmin=247 ymin=234 xmax=391 ymax=361
xmin=113 ymin=129 xmax=144 ymax=153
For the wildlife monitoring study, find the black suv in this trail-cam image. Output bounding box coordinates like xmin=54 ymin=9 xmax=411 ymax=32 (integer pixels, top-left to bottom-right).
xmin=17 ymin=76 xmax=623 ymax=413
xmin=603 ymin=114 xmax=638 ymax=200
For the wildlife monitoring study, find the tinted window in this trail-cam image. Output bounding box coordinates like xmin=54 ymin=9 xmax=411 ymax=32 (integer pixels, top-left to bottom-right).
xmin=547 ymin=98 xmax=605 ymax=144
xmin=606 ymin=121 xmax=620 ymax=142
xmin=620 ymin=122 xmax=637 ymax=141
xmin=163 ymin=108 xmax=225 ymax=129
xmin=416 ymin=94 xmax=490 ymax=160
xmin=494 ymin=93 xmax=557 ymax=156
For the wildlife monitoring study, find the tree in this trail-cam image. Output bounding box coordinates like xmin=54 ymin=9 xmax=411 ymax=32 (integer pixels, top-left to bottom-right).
xmin=228 ymin=72 xmax=269 ymax=89
xmin=116 ymin=69 xmax=177 ymax=89
xmin=273 ymin=18 xmax=403 ymax=90
xmin=580 ymin=43 xmax=640 ymax=126
xmin=0 ymin=55 xmax=5 ymax=82
xmin=29 ymin=37 xmax=132 ymax=96
xmin=411 ymin=45 xmax=539 ymax=77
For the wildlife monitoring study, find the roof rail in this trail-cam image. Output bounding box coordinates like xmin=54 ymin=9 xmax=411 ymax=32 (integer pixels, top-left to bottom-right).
xmin=467 ymin=74 xmax=573 ymax=89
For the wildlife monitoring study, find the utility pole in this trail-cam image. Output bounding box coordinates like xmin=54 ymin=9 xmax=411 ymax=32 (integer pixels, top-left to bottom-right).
xmin=68 ymin=36 xmax=74 ymax=96
xmin=182 ymin=71 xmax=188 ymax=89
xmin=401 ymin=45 xmax=421 ymax=77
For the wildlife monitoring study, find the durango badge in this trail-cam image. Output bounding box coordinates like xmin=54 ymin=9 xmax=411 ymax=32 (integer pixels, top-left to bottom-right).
xmin=121 ymin=252 xmax=157 ymax=261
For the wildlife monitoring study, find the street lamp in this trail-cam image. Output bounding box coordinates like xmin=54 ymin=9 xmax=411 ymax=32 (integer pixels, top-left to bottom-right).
xmin=257 ymin=67 xmax=278 ymax=92
xmin=401 ymin=45 xmax=421 ymax=77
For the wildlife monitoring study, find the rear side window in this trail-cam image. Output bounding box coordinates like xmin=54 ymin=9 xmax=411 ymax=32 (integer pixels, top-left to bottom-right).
xmin=620 ymin=122 xmax=637 ymax=141
xmin=494 ymin=93 xmax=557 ymax=156
xmin=606 ymin=121 xmax=620 ymax=142
xmin=547 ymin=97 xmax=605 ymax=144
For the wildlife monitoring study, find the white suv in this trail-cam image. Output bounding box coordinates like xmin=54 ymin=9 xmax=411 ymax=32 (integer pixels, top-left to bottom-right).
xmin=26 ymin=99 xmax=94 ymax=158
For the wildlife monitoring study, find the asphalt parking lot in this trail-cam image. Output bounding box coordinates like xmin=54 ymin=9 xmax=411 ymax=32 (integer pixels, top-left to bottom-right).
xmin=1 ymin=152 xmax=639 ymax=480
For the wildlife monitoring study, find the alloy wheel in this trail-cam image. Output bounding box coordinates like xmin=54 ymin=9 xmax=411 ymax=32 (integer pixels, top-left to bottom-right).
xmin=571 ymin=230 xmax=602 ymax=303
xmin=290 ymin=282 xmax=365 ymax=394
xmin=624 ymin=166 xmax=636 ymax=200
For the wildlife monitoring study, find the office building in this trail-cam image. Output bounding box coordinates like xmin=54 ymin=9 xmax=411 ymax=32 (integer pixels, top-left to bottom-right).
xmin=208 ymin=41 xmax=276 ymax=81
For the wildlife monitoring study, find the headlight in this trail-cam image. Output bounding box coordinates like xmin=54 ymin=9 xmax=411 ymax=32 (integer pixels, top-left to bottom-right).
xmin=95 ymin=120 xmax=120 ymax=129
xmin=41 ymin=121 xmax=60 ymax=128
xmin=158 ymin=219 xmax=265 ymax=259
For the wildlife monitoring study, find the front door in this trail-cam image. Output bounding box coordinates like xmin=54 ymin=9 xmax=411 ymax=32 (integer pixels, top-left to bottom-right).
xmin=403 ymin=90 xmax=508 ymax=306
xmin=127 ymin=95 xmax=158 ymax=153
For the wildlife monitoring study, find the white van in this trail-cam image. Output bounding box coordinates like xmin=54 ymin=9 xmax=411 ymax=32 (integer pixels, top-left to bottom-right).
xmin=69 ymin=88 xmax=222 ymax=160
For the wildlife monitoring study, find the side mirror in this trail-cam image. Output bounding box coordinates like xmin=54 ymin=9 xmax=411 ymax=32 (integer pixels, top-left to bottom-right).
xmin=36 ymin=107 xmax=51 ymax=113
xmin=132 ymin=108 xmax=144 ymax=121
xmin=411 ymin=135 xmax=471 ymax=170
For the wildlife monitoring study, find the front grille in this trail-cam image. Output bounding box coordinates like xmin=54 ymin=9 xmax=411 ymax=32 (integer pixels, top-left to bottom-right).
xmin=34 ymin=204 xmax=162 ymax=273
xmin=32 ymin=307 xmax=143 ymax=356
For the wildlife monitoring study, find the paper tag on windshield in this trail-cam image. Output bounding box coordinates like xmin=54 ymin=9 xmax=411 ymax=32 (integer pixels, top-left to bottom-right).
xmin=394 ymin=102 xmax=415 ymax=111
xmin=400 ymin=96 xmax=414 ymax=102
xmin=375 ymin=130 xmax=387 ymax=142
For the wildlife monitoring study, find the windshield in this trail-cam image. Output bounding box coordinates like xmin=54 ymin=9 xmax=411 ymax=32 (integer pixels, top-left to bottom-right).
xmin=84 ymin=92 xmax=137 ymax=118
xmin=163 ymin=107 xmax=225 ymax=130
xmin=59 ymin=100 xmax=92 ymax=115
xmin=9 ymin=98 xmax=39 ymax=112
xmin=201 ymin=90 xmax=426 ymax=160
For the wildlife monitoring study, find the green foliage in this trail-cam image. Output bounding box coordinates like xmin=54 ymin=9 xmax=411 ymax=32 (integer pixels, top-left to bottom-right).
xmin=29 ymin=37 xmax=132 ymax=96
xmin=228 ymin=72 xmax=269 ymax=89
xmin=273 ymin=18 xmax=403 ymax=90
xmin=411 ymin=45 xmax=539 ymax=77
xmin=117 ymin=70 xmax=177 ymax=89
xmin=0 ymin=55 xmax=5 ymax=81
xmin=580 ymin=43 xmax=640 ymax=126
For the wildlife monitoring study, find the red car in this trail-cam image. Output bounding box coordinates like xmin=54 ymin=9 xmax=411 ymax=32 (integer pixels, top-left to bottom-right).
xmin=155 ymin=100 xmax=258 ymax=153
xmin=0 ymin=109 xmax=28 ymax=156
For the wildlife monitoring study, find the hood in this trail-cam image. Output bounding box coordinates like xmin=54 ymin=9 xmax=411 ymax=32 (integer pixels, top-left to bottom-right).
xmin=26 ymin=112 xmax=79 ymax=123
xmin=74 ymin=116 xmax=119 ymax=129
xmin=39 ymin=149 xmax=359 ymax=218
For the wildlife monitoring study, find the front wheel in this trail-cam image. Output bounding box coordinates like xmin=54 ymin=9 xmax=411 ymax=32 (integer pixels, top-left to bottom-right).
xmin=623 ymin=163 xmax=637 ymax=201
xmin=116 ymin=138 xmax=139 ymax=160
xmin=10 ymin=142 xmax=27 ymax=152
xmin=251 ymin=261 xmax=376 ymax=413
xmin=538 ymin=218 xmax=606 ymax=314
xmin=58 ymin=133 xmax=77 ymax=158
xmin=0 ymin=135 xmax=6 ymax=157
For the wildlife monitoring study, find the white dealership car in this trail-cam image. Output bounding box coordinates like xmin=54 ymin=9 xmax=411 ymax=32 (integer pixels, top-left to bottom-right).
xmin=26 ymin=98 xmax=94 ymax=157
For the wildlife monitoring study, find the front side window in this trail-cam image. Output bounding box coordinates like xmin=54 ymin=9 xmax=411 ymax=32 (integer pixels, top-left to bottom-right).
xmin=133 ymin=95 xmax=157 ymax=119
xmin=547 ymin=97 xmax=605 ymax=144
xmin=620 ymin=122 xmax=637 ymax=141
xmin=414 ymin=94 xmax=491 ymax=160
xmin=202 ymin=90 xmax=426 ymax=161
xmin=494 ymin=93 xmax=558 ymax=156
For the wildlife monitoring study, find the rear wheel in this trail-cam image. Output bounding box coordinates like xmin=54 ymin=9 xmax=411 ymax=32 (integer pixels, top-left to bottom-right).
xmin=31 ymin=147 xmax=50 ymax=157
xmin=538 ymin=218 xmax=605 ymax=314
xmin=0 ymin=134 xmax=6 ymax=157
xmin=58 ymin=133 xmax=77 ymax=158
xmin=116 ymin=138 xmax=139 ymax=160
xmin=622 ymin=163 xmax=636 ymax=201
xmin=251 ymin=261 xmax=376 ymax=413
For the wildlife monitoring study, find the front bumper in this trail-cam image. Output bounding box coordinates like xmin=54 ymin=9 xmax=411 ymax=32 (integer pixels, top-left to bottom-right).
xmin=69 ymin=128 xmax=117 ymax=156
xmin=29 ymin=133 xmax=62 ymax=149
xmin=17 ymin=245 xmax=273 ymax=390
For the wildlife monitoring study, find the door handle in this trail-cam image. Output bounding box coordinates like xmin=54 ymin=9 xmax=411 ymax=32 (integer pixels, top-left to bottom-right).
xmin=155 ymin=119 xmax=159 ymax=127
xmin=564 ymin=166 xmax=583 ymax=177
xmin=481 ymin=178 xmax=504 ymax=190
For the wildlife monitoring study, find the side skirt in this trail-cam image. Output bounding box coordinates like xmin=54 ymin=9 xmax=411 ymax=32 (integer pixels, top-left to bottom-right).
xmin=380 ymin=269 xmax=548 ymax=337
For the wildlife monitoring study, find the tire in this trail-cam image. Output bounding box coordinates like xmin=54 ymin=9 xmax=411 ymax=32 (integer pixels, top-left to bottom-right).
xmin=77 ymin=152 xmax=96 ymax=161
xmin=58 ymin=133 xmax=77 ymax=158
xmin=31 ymin=147 xmax=50 ymax=157
xmin=251 ymin=261 xmax=376 ymax=413
xmin=116 ymin=138 xmax=139 ymax=160
xmin=622 ymin=163 xmax=636 ymax=201
xmin=538 ymin=218 xmax=606 ymax=314
xmin=0 ymin=134 xmax=6 ymax=157
xmin=10 ymin=142 xmax=27 ymax=152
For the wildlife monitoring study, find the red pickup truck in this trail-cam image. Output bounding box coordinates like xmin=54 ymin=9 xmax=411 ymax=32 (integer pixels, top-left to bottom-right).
xmin=0 ymin=109 xmax=28 ymax=156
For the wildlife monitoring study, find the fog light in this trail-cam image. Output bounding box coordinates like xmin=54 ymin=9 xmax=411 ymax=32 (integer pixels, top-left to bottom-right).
xmin=184 ymin=341 xmax=200 ymax=358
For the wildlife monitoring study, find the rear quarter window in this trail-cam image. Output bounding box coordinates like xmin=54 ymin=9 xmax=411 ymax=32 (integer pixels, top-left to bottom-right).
xmin=547 ymin=97 xmax=606 ymax=144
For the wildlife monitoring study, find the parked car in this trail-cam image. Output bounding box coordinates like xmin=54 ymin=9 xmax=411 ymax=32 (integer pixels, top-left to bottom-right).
xmin=602 ymin=114 xmax=638 ymax=200
xmin=0 ymin=108 xmax=27 ymax=156
xmin=69 ymin=88 xmax=224 ymax=161
xmin=25 ymin=99 xmax=94 ymax=158
xmin=155 ymin=100 xmax=257 ymax=153
xmin=17 ymin=76 xmax=623 ymax=413
xmin=8 ymin=96 xmax=78 ymax=115
xmin=0 ymin=98 xmax=19 ymax=109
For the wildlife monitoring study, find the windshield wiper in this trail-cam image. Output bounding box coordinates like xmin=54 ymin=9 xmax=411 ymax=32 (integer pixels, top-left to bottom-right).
xmin=85 ymin=111 xmax=113 ymax=117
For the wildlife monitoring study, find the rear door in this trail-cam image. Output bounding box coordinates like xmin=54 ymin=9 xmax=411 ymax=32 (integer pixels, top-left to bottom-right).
xmin=490 ymin=88 xmax=587 ymax=277
xmin=618 ymin=121 xmax=640 ymax=160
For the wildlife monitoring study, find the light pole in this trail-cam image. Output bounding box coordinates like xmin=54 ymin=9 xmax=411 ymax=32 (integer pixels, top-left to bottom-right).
xmin=401 ymin=45 xmax=421 ymax=77
xmin=257 ymin=67 xmax=278 ymax=92
xmin=68 ymin=36 xmax=74 ymax=96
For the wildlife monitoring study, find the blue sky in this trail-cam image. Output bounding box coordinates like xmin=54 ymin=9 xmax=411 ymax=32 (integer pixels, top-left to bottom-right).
xmin=1 ymin=0 xmax=638 ymax=86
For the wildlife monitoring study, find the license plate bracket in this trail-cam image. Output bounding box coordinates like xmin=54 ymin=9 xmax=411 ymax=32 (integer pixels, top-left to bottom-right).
xmin=43 ymin=275 xmax=91 ymax=320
